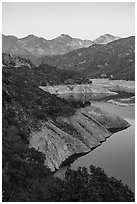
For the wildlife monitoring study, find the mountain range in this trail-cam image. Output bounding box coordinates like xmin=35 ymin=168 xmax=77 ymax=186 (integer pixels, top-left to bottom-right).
xmin=2 ymin=33 xmax=120 ymax=58
xmin=2 ymin=34 xmax=135 ymax=80
xmin=41 ymin=36 xmax=135 ymax=80
xmin=2 ymin=34 xmax=94 ymax=57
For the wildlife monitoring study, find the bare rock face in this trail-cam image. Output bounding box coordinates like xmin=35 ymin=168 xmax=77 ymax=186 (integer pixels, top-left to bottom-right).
xmin=29 ymin=106 xmax=130 ymax=172
xmin=81 ymin=106 xmax=130 ymax=131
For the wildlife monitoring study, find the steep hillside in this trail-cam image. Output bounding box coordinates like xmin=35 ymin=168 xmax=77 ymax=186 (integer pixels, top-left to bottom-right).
xmin=41 ymin=36 xmax=135 ymax=80
xmin=2 ymin=53 xmax=89 ymax=85
xmin=2 ymin=54 xmax=78 ymax=201
xmin=2 ymin=34 xmax=94 ymax=58
xmin=3 ymin=59 xmax=76 ymax=134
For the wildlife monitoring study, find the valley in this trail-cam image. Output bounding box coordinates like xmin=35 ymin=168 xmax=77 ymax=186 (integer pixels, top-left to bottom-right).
xmin=2 ymin=1 xmax=135 ymax=201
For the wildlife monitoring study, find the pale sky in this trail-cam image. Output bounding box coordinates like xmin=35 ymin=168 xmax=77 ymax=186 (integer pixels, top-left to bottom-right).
xmin=2 ymin=2 xmax=135 ymax=40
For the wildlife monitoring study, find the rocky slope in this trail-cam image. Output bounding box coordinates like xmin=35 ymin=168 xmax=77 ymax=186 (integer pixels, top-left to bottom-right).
xmin=41 ymin=36 xmax=135 ymax=80
xmin=29 ymin=106 xmax=129 ymax=171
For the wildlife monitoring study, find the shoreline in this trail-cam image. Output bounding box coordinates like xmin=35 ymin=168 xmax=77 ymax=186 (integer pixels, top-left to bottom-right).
xmin=40 ymin=79 xmax=135 ymax=96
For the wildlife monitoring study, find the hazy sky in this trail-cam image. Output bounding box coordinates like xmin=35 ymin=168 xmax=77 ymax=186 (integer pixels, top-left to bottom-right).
xmin=2 ymin=2 xmax=135 ymax=40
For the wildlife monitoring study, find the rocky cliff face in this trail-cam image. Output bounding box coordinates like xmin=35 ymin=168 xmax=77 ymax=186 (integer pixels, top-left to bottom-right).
xmin=29 ymin=106 xmax=130 ymax=172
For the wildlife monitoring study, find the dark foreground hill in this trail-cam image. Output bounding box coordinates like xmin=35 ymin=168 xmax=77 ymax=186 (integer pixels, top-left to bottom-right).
xmin=3 ymin=54 xmax=77 ymax=159
xmin=2 ymin=54 xmax=78 ymax=201
xmin=41 ymin=36 xmax=135 ymax=80
xmin=2 ymin=53 xmax=89 ymax=85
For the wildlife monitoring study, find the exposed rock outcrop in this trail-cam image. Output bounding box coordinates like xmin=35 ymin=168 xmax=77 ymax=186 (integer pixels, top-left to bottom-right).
xmin=29 ymin=106 xmax=130 ymax=172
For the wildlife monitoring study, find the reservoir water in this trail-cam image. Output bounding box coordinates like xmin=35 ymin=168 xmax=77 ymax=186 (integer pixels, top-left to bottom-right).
xmin=57 ymin=91 xmax=135 ymax=191
xmin=71 ymin=102 xmax=135 ymax=192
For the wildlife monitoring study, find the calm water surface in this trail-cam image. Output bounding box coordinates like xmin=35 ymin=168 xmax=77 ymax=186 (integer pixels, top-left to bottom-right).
xmin=71 ymin=102 xmax=135 ymax=191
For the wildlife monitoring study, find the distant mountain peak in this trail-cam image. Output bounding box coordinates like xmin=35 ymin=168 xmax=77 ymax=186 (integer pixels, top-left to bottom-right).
xmin=3 ymin=34 xmax=18 ymax=40
xmin=103 ymin=33 xmax=120 ymax=39
xmin=93 ymin=34 xmax=120 ymax=44
xmin=23 ymin=34 xmax=37 ymax=39
xmin=28 ymin=34 xmax=36 ymax=37
xmin=104 ymin=34 xmax=115 ymax=37
xmin=59 ymin=34 xmax=72 ymax=39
